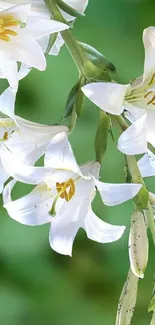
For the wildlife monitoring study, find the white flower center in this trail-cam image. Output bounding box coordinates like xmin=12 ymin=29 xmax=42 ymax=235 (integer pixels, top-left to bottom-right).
xmin=0 ymin=14 xmax=20 ymax=41
xmin=126 ymin=73 xmax=155 ymax=107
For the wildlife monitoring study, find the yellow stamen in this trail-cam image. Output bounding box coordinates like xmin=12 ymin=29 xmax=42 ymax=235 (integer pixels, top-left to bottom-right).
xmin=3 ymin=132 xmax=9 ymax=140
xmin=148 ymin=73 xmax=155 ymax=86
xmin=147 ymin=94 xmax=155 ymax=105
xmin=56 ymin=178 xmax=75 ymax=202
xmin=0 ymin=14 xmax=20 ymax=42
xmin=144 ymin=91 xmax=153 ymax=98
xmin=5 ymin=29 xmax=17 ymax=36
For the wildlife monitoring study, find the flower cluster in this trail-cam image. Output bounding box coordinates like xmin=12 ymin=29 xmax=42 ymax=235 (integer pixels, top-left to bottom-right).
xmin=0 ymin=0 xmax=155 ymax=324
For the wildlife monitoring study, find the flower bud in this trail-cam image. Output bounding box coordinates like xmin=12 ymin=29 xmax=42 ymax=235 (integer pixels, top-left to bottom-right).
xmin=79 ymin=42 xmax=116 ymax=73
xmin=115 ymin=270 xmax=139 ymax=325
xmin=129 ymin=211 xmax=149 ymax=278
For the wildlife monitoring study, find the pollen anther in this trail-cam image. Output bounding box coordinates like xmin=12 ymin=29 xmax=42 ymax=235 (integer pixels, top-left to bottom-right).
xmin=147 ymin=94 xmax=155 ymax=105
xmin=0 ymin=15 xmax=19 ymax=42
xmin=148 ymin=73 xmax=155 ymax=86
xmin=56 ymin=178 xmax=75 ymax=202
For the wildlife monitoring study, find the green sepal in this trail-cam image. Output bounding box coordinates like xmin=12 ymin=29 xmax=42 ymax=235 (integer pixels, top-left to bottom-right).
xmin=95 ymin=111 xmax=110 ymax=164
xmin=45 ymin=32 xmax=58 ymax=55
xmin=79 ymin=42 xmax=116 ymax=73
xmin=134 ymin=186 xmax=149 ymax=210
xmin=56 ymin=0 xmax=85 ymax=18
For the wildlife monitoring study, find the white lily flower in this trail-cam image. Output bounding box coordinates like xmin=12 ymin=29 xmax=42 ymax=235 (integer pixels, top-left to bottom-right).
xmin=0 ymin=3 xmax=68 ymax=90
xmin=2 ymin=132 xmax=142 ymax=256
xmin=0 ymin=0 xmax=88 ymax=57
xmin=129 ymin=211 xmax=149 ymax=278
xmin=82 ymin=26 xmax=155 ymax=155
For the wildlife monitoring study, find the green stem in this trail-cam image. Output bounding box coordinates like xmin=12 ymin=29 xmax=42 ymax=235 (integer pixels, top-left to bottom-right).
xmin=44 ymin=0 xmax=89 ymax=74
xmin=44 ymin=0 xmax=109 ymax=81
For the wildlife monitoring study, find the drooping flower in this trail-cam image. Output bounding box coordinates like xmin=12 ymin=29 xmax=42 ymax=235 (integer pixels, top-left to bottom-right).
xmin=82 ymin=26 xmax=155 ymax=155
xmin=2 ymin=132 xmax=142 ymax=255
xmin=0 ymin=3 xmax=68 ymax=90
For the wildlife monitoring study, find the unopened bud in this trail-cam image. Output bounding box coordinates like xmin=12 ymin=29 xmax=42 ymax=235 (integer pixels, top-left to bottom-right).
xmin=129 ymin=211 xmax=149 ymax=278
xmin=115 ymin=270 xmax=139 ymax=325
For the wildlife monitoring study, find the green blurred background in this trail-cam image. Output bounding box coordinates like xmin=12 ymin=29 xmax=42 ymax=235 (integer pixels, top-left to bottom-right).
xmin=0 ymin=0 xmax=155 ymax=324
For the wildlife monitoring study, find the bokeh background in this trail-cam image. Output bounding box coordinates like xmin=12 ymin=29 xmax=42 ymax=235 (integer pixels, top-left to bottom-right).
xmin=0 ymin=0 xmax=155 ymax=324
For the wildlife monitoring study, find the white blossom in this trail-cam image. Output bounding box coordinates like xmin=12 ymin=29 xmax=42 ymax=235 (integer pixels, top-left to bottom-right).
xmin=82 ymin=26 xmax=155 ymax=155
xmin=2 ymin=132 xmax=142 ymax=255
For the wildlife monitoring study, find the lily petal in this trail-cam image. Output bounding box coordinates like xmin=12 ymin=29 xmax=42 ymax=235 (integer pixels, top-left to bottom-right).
xmin=138 ymin=150 xmax=155 ymax=177
xmin=25 ymin=17 xmax=68 ymax=39
xmin=3 ymin=181 xmax=54 ymax=225
xmin=94 ymin=179 xmax=142 ymax=206
xmin=117 ymin=114 xmax=148 ymax=155
xmin=1 ymin=145 xmax=55 ymax=184
xmin=83 ymin=209 xmax=126 ymax=243
xmin=15 ymin=116 xmax=68 ymax=145
xmin=143 ymin=26 xmax=155 ymax=85
xmin=0 ymin=59 xmax=18 ymax=92
xmin=11 ymin=32 xmax=47 ymax=71
xmin=0 ymin=87 xmax=16 ymax=119
xmin=45 ymin=132 xmax=81 ymax=175
xmin=0 ymin=158 xmax=9 ymax=193
xmin=80 ymin=161 xmax=100 ymax=179
xmin=82 ymin=82 xmax=129 ymax=115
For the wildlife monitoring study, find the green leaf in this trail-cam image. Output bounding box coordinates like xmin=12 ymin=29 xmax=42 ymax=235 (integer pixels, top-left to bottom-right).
xmin=56 ymin=0 xmax=85 ymax=18
xmin=95 ymin=111 xmax=110 ymax=164
xmin=79 ymin=42 xmax=116 ymax=73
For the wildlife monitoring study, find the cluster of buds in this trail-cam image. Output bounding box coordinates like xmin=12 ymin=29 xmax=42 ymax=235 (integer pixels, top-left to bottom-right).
xmin=0 ymin=0 xmax=154 ymax=324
